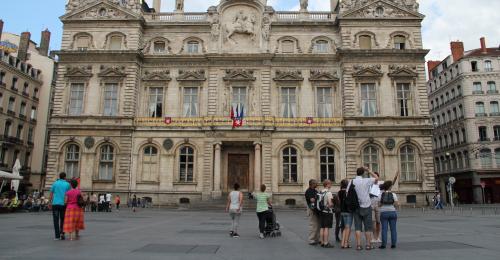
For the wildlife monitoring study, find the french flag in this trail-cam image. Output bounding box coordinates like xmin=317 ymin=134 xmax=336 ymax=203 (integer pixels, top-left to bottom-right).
xmin=232 ymin=104 xmax=244 ymax=128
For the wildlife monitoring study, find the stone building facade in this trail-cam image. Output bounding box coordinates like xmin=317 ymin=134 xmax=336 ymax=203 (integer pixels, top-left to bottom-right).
xmin=428 ymin=38 xmax=500 ymax=204
xmin=0 ymin=21 xmax=55 ymax=193
xmin=46 ymin=0 xmax=434 ymax=206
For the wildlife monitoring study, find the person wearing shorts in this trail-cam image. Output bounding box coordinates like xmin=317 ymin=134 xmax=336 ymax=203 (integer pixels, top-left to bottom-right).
xmin=319 ymin=180 xmax=334 ymax=248
xmin=338 ymin=179 xmax=353 ymax=249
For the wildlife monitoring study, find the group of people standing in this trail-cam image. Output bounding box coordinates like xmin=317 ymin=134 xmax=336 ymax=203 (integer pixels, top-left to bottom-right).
xmin=306 ymin=167 xmax=400 ymax=250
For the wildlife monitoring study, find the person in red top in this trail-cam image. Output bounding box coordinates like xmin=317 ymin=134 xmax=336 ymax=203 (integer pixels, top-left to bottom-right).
xmin=115 ymin=195 xmax=121 ymax=211
xmin=63 ymin=179 xmax=85 ymax=241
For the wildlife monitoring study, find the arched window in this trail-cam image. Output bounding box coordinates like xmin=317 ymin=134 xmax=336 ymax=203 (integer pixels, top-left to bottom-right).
xmin=187 ymin=41 xmax=199 ymax=54
xmin=320 ymin=147 xmax=335 ymax=182
xmin=400 ymin=145 xmax=417 ymax=181
xmin=457 ymin=152 xmax=464 ymax=169
xmin=281 ymin=40 xmax=295 ymax=54
xmin=109 ymin=35 xmax=123 ymax=50
xmin=75 ymin=35 xmax=91 ymax=51
xmin=282 ymin=147 xmax=298 ymax=183
xmin=464 ymin=151 xmax=470 ymax=168
xmin=359 ymin=35 xmax=372 ymax=49
xmin=480 ymin=149 xmax=492 ymax=168
xmin=394 ymin=35 xmax=406 ymax=49
xmin=65 ymin=144 xmax=80 ymax=178
xmin=179 ymin=146 xmax=194 ymax=182
xmin=450 ymin=153 xmax=457 ymax=170
xmin=153 ymin=41 xmax=166 ymax=53
xmin=362 ymin=146 xmax=379 ymax=172
xmin=313 ymin=40 xmax=329 ymax=53
xmin=142 ymin=146 xmax=158 ymax=182
xmin=98 ymin=145 xmax=114 ymax=180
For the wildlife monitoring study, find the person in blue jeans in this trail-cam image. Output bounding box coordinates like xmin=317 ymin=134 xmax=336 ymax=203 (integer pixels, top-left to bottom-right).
xmin=378 ymin=181 xmax=398 ymax=249
xmin=49 ymin=172 xmax=71 ymax=240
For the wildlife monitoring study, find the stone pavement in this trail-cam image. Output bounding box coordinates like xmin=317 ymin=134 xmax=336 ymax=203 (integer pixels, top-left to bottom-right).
xmin=0 ymin=208 xmax=499 ymax=260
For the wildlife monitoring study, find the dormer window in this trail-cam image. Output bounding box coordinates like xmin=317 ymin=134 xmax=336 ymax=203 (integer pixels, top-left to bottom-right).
xmin=359 ymin=35 xmax=372 ymax=49
xmin=394 ymin=35 xmax=406 ymax=50
xmin=282 ymin=40 xmax=295 ymax=54
xmin=313 ymin=40 xmax=329 ymax=53
xmin=76 ymin=36 xmax=90 ymax=51
xmin=153 ymin=41 xmax=166 ymax=53
xmin=109 ymin=36 xmax=123 ymax=50
xmin=187 ymin=41 xmax=199 ymax=54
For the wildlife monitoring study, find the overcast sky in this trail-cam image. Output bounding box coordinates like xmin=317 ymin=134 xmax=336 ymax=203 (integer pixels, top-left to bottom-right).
xmin=1 ymin=0 xmax=499 ymax=61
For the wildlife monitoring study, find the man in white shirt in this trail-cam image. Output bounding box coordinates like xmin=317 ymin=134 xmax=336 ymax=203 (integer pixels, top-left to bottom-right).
xmin=106 ymin=193 xmax=112 ymax=212
xmin=319 ymin=180 xmax=334 ymax=248
xmin=370 ymin=171 xmax=400 ymax=243
xmin=348 ymin=166 xmax=379 ymax=250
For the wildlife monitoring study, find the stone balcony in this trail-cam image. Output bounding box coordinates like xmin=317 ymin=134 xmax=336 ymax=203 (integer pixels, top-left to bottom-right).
xmin=144 ymin=11 xmax=335 ymax=23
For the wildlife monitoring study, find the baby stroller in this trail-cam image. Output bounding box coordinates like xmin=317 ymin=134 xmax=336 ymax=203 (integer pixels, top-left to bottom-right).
xmin=263 ymin=207 xmax=281 ymax=238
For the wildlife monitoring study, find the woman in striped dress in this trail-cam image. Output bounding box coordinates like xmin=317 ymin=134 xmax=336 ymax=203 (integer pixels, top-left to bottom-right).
xmin=63 ymin=179 xmax=85 ymax=241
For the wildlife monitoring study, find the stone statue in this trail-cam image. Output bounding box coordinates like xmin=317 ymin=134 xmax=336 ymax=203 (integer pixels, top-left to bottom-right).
xmin=225 ymin=11 xmax=256 ymax=44
xmin=175 ymin=0 xmax=184 ymax=11
xmin=300 ymin=0 xmax=308 ymax=11
xmin=261 ymin=16 xmax=271 ymax=42
xmin=211 ymin=18 xmax=220 ymax=40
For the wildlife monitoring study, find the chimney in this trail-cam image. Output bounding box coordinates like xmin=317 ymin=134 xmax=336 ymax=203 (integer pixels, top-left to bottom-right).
xmin=427 ymin=60 xmax=441 ymax=79
xmin=480 ymin=37 xmax=487 ymax=53
xmin=0 ymin=20 xmax=3 ymax=41
xmin=18 ymin=31 xmax=31 ymax=61
xmin=39 ymin=29 xmax=51 ymax=57
xmin=450 ymin=41 xmax=464 ymax=62
xmin=153 ymin=0 xmax=161 ymax=12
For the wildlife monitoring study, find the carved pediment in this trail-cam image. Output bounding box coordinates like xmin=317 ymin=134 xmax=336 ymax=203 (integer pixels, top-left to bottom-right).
xmin=142 ymin=70 xmax=171 ymax=82
xmin=98 ymin=65 xmax=127 ymax=78
xmin=177 ymin=70 xmax=206 ymax=81
xmin=273 ymin=70 xmax=304 ymax=82
xmin=309 ymin=70 xmax=339 ymax=82
xmin=66 ymin=66 xmax=93 ymax=78
xmin=340 ymin=0 xmax=424 ymax=19
xmin=223 ymin=69 xmax=256 ymax=81
xmin=352 ymin=64 xmax=383 ymax=78
xmin=61 ymin=0 xmax=141 ymax=21
xmin=388 ymin=65 xmax=418 ymax=78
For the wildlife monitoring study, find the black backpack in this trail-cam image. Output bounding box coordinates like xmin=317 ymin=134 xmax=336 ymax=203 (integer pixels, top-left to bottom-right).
xmin=345 ymin=180 xmax=360 ymax=213
xmin=381 ymin=192 xmax=395 ymax=205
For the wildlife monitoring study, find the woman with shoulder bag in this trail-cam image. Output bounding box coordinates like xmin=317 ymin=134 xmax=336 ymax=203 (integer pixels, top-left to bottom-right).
xmin=378 ymin=181 xmax=398 ymax=249
xmin=226 ymin=183 xmax=243 ymax=238
xmin=63 ymin=179 xmax=85 ymax=241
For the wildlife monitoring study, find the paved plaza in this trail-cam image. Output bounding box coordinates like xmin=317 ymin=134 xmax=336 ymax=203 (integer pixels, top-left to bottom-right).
xmin=1 ymin=208 xmax=499 ymax=260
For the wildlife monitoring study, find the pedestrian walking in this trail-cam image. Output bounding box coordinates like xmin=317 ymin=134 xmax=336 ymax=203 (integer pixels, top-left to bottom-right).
xmin=305 ymin=179 xmax=320 ymax=245
xmin=226 ymin=183 xmax=243 ymax=238
xmin=319 ymin=180 xmax=334 ymax=248
xmin=63 ymin=179 xmax=85 ymax=241
xmin=132 ymin=195 xmax=138 ymax=212
xmin=348 ymin=167 xmax=379 ymax=250
xmin=434 ymin=192 xmax=443 ymax=209
xmin=254 ymin=184 xmax=272 ymax=239
xmin=338 ymin=179 xmax=353 ymax=249
xmin=106 ymin=193 xmax=112 ymax=212
xmin=379 ymin=181 xmax=399 ymax=249
xmin=48 ymin=172 xmax=71 ymax=240
xmin=115 ymin=195 xmax=121 ymax=211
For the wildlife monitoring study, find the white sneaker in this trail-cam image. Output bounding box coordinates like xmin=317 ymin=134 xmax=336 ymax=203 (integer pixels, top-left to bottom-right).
xmin=371 ymin=239 xmax=378 ymax=243
xmin=259 ymin=233 xmax=265 ymax=239
xmin=377 ymin=239 xmax=382 ymax=243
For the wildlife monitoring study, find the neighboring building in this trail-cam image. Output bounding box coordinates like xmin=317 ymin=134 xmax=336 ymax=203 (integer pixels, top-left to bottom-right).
xmin=428 ymin=37 xmax=500 ymax=204
xmin=46 ymin=0 xmax=434 ymax=206
xmin=0 ymin=20 xmax=55 ymax=193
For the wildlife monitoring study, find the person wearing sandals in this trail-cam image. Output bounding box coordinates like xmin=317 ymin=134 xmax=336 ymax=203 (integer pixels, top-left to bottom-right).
xmin=348 ymin=166 xmax=379 ymax=251
xmin=226 ymin=183 xmax=243 ymax=238
xmin=63 ymin=179 xmax=85 ymax=241
xmin=379 ymin=181 xmax=399 ymax=249
xmin=319 ymin=180 xmax=334 ymax=248
xmin=338 ymin=179 xmax=353 ymax=249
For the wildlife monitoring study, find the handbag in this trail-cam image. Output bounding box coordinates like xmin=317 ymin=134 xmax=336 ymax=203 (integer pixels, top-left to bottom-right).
xmin=77 ymin=194 xmax=86 ymax=208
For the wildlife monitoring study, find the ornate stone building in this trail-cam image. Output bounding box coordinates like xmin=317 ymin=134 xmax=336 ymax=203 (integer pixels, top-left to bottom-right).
xmin=47 ymin=0 xmax=434 ymax=206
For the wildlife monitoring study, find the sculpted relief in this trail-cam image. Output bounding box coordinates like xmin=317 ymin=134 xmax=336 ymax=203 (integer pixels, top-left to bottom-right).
xmin=221 ymin=6 xmax=261 ymax=52
xmin=225 ymin=10 xmax=257 ymax=44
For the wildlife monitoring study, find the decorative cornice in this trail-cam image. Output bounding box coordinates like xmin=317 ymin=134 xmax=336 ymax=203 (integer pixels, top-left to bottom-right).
xmin=388 ymin=64 xmax=418 ymax=78
xmin=176 ymin=70 xmax=206 ymax=81
xmin=142 ymin=70 xmax=171 ymax=82
xmin=309 ymin=70 xmax=339 ymax=82
xmin=66 ymin=65 xmax=93 ymax=78
xmin=223 ymin=69 xmax=256 ymax=81
xmin=98 ymin=65 xmax=127 ymax=78
xmin=352 ymin=64 xmax=383 ymax=78
xmin=273 ymin=70 xmax=304 ymax=81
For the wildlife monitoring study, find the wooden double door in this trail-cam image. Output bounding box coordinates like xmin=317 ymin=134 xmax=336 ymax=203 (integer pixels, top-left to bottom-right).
xmin=227 ymin=154 xmax=250 ymax=190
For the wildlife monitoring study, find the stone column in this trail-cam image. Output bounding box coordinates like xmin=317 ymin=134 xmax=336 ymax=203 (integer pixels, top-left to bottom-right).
xmin=472 ymin=172 xmax=483 ymax=204
xmin=212 ymin=142 xmax=222 ymax=199
xmin=254 ymin=142 xmax=262 ymax=192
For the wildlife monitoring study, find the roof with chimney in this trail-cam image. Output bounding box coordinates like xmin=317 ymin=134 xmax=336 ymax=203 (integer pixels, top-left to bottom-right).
xmin=463 ymin=47 xmax=500 ymax=58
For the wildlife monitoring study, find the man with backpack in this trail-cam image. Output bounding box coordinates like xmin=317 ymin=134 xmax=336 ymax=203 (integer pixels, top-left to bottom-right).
xmin=347 ymin=167 xmax=379 ymax=250
xmin=304 ymin=179 xmax=320 ymax=245
xmin=318 ymin=179 xmax=334 ymax=248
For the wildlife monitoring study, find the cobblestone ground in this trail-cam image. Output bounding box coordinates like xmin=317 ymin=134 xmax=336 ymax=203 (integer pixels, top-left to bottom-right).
xmin=0 ymin=208 xmax=499 ymax=260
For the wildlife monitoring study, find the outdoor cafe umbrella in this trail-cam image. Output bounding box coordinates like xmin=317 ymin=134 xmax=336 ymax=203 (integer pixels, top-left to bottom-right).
xmin=0 ymin=170 xmax=23 ymax=194
xmin=11 ymin=159 xmax=22 ymax=199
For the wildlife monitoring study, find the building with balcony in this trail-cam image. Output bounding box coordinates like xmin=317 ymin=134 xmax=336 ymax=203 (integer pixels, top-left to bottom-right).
xmin=46 ymin=0 xmax=434 ymax=206
xmin=428 ymin=37 xmax=500 ymax=204
xmin=0 ymin=21 xmax=55 ymax=193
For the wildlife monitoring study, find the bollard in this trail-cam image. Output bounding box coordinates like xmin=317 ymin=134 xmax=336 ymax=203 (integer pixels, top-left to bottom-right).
xmin=470 ymin=208 xmax=473 ymax=216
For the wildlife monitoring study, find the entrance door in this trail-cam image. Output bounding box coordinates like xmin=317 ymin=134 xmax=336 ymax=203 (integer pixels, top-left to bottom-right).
xmin=227 ymin=154 xmax=249 ymax=190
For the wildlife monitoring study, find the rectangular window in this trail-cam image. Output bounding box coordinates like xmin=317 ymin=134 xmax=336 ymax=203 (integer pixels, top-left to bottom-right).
xmin=183 ymin=87 xmax=199 ymax=117
xmin=103 ymin=83 xmax=119 ymax=116
xmin=8 ymin=97 xmax=15 ymax=112
xmin=153 ymin=41 xmax=166 ymax=53
xmin=16 ymin=124 xmax=23 ymax=139
xmin=361 ymin=83 xmax=377 ymax=116
xmin=0 ymin=93 xmax=3 ymax=109
xmin=0 ymin=148 xmax=7 ymax=165
xmin=396 ymin=83 xmax=411 ymax=116
xmin=11 ymin=77 xmax=18 ymax=90
xmin=485 ymin=61 xmax=492 ymax=72
xmin=316 ymin=87 xmax=333 ymax=117
xmin=394 ymin=36 xmax=406 ymax=50
xmin=281 ymin=87 xmax=297 ymax=118
xmin=231 ymin=86 xmax=247 ymax=115
xmin=479 ymin=126 xmax=488 ymax=141
xmin=187 ymin=41 xmax=199 ymax=54
xmin=148 ymin=87 xmax=163 ymax=118
xmin=31 ymin=107 xmax=37 ymax=120
xmin=76 ymin=36 xmax=90 ymax=51
xmin=27 ymin=127 xmax=33 ymax=143
xmin=491 ymin=102 xmax=500 ymax=114
xmin=314 ymin=41 xmax=329 ymax=53
xmin=69 ymin=83 xmax=85 ymax=115
xmin=471 ymin=61 xmax=478 ymax=72
xmin=359 ymin=36 xmax=372 ymax=49
xmin=109 ymin=36 xmax=122 ymax=50
xmin=488 ymin=82 xmax=497 ymax=92
xmin=0 ymin=71 xmax=5 ymax=85
xmin=20 ymin=102 xmax=26 ymax=116
xmin=473 ymin=82 xmax=482 ymax=92
xmin=281 ymin=40 xmax=294 ymax=54
xmin=494 ymin=126 xmax=500 ymax=141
